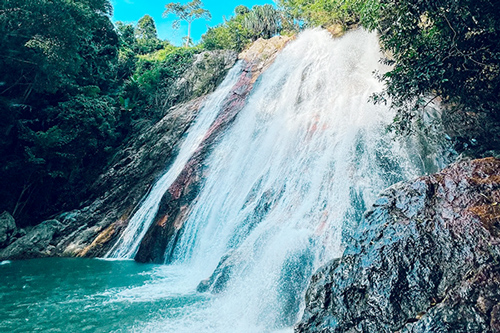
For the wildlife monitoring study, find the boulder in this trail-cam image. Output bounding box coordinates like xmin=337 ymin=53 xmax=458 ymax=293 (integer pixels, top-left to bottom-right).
xmin=297 ymin=157 xmax=500 ymax=333
xmin=0 ymin=220 xmax=64 ymax=260
xmin=196 ymin=250 xmax=244 ymax=293
xmin=0 ymin=211 xmax=16 ymax=248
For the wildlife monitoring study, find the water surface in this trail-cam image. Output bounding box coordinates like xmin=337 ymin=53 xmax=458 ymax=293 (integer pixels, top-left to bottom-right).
xmin=0 ymin=258 xmax=208 ymax=333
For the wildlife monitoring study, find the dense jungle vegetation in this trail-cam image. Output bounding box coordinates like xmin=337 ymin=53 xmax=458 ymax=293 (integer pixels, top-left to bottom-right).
xmin=1 ymin=0 xmax=498 ymax=227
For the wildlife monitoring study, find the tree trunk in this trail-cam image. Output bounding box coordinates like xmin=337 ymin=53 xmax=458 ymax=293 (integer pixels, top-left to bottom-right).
xmin=186 ymin=22 xmax=191 ymax=47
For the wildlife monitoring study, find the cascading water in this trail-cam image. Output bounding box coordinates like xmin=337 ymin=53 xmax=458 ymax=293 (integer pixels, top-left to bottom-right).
xmin=107 ymin=29 xmax=447 ymax=332
xmin=106 ymin=62 xmax=244 ymax=259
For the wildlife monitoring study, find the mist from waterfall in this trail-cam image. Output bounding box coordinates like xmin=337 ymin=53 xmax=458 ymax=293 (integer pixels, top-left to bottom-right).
xmin=107 ymin=29 xmax=447 ymax=332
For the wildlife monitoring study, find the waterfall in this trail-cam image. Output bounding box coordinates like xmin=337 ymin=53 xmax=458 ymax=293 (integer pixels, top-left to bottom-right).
xmin=106 ymin=62 xmax=244 ymax=259
xmin=109 ymin=29 xmax=447 ymax=332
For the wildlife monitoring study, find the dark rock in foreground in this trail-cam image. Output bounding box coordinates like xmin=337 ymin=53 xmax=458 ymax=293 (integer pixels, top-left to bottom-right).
xmin=297 ymin=157 xmax=500 ymax=333
xmin=196 ymin=250 xmax=244 ymax=294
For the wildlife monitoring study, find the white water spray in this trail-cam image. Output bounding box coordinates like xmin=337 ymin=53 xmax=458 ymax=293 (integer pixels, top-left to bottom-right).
xmin=106 ymin=63 xmax=244 ymax=259
xmin=111 ymin=29 xmax=446 ymax=332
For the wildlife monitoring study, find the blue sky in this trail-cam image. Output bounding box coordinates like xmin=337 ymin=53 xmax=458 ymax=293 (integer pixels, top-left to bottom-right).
xmin=110 ymin=0 xmax=276 ymax=46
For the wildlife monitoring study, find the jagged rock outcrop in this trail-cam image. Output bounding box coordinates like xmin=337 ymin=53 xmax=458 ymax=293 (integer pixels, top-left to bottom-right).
xmin=159 ymin=50 xmax=238 ymax=111
xmin=135 ymin=35 xmax=293 ymax=263
xmin=0 ymin=220 xmax=64 ymax=260
xmin=297 ymin=157 xmax=500 ymax=333
xmin=442 ymin=107 xmax=500 ymax=158
xmin=196 ymin=250 xmax=245 ymax=293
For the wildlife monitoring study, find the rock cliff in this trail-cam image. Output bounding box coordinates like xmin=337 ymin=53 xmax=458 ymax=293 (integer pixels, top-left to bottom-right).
xmin=297 ymin=157 xmax=500 ymax=333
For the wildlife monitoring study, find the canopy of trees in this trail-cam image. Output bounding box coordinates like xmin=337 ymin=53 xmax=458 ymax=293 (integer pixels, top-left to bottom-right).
xmin=374 ymin=0 xmax=500 ymax=152
xmin=0 ymin=0 xmax=120 ymax=224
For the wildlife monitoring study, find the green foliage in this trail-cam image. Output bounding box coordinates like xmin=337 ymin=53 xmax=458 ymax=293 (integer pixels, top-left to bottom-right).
xmin=244 ymin=5 xmax=282 ymax=40
xmin=121 ymin=47 xmax=200 ymax=115
xmin=164 ymin=0 xmax=212 ymax=47
xmin=136 ymin=15 xmax=159 ymax=41
xmin=202 ymin=25 xmax=237 ymax=50
xmin=278 ymin=0 xmax=379 ymax=29
xmin=23 ymin=95 xmax=119 ymax=181
xmin=116 ymin=22 xmax=137 ymax=48
xmin=138 ymin=45 xmax=178 ymax=62
xmin=201 ymin=4 xmax=283 ymax=52
xmin=235 ymin=5 xmax=250 ymax=16
xmin=117 ymin=16 xmax=166 ymax=56
xmin=134 ymin=15 xmax=166 ymax=54
xmin=115 ymin=14 xmax=202 ymax=128
xmin=202 ymin=11 xmax=252 ymax=51
xmin=0 ymin=0 xmax=118 ymax=98
xmin=0 ymin=0 xmax=120 ymax=224
xmin=373 ymin=0 xmax=500 ymax=151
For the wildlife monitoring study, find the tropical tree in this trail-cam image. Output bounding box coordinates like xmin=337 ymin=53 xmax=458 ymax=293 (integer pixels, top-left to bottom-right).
xmin=235 ymin=5 xmax=250 ymax=16
xmin=244 ymin=5 xmax=281 ymax=40
xmin=0 ymin=0 xmax=120 ymax=225
xmin=136 ymin=15 xmax=159 ymax=40
xmin=372 ymin=0 xmax=500 ymax=153
xmin=163 ymin=0 xmax=211 ymax=47
xmin=135 ymin=15 xmax=164 ymax=54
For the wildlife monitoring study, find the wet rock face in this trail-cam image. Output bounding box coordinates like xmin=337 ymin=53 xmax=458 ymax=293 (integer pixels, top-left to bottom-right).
xmin=297 ymin=157 xmax=500 ymax=333
xmin=196 ymin=250 xmax=244 ymax=294
xmin=161 ymin=50 xmax=238 ymax=111
xmin=134 ymin=64 xmax=255 ymax=264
